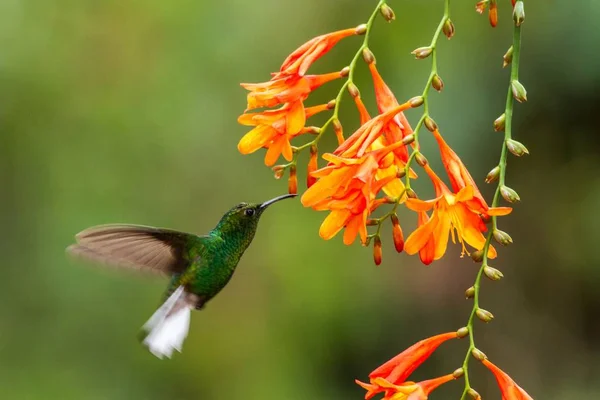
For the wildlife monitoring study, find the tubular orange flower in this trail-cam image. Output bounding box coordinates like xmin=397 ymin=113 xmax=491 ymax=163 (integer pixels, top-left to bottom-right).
xmin=482 ymin=359 xmax=533 ymax=400
xmin=355 ymin=332 xmax=458 ymax=400
xmin=357 ymin=374 xmax=455 ymax=400
xmin=241 ymin=70 xmax=345 ymax=111
xmin=274 ymin=27 xmax=360 ymax=78
xmin=404 ymin=165 xmax=511 ymax=264
xmin=238 ymin=103 xmax=329 ymax=166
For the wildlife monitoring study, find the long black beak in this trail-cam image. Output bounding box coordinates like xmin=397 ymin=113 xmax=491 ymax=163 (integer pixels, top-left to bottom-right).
xmin=259 ymin=193 xmax=297 ymax=209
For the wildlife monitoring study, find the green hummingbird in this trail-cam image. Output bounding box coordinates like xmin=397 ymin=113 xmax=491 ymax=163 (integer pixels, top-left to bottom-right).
xmin=67 ymin=193 xmax=296 ymax=358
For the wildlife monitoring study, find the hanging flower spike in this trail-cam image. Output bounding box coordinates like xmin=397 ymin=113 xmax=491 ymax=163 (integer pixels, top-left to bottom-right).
xmin=355 ymin=332 xmax=458 ymax=399
xmin=241 ymin=68 xmax=348 ymax=111
xmin=404 ymin=165 xmax=511 ymax=263
xmin=273 ymin=25 xmax=365 ymax=79
xmin=358 ymin=374 xmax=456 ymax=400
xmin=238 ymin=103 xmax=330 ymax=166
xmin=482 ymin=359 xmax=534 ymax=400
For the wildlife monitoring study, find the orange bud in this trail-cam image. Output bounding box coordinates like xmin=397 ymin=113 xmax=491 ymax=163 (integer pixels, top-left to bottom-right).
xmin=373 ymin=236 xmax=382 ymax=265
xmin=307 ymin=145 xmax=318 ymax=188
xmin=288 ymin=165 xmax=297 ymax=194
xmin=327 ymin=99 xmax=337 ymax=109
xmin=489 ymin=1 xmax=498 ymax=27
xmin=332 ymin=118 xmax=344 ymax=145
xmin=390 ymin=214 xmax=404 ymax=253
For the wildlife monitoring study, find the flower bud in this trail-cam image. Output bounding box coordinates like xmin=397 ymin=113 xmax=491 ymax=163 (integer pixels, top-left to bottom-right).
xmin=431 ymin=74 xmax=444 ymax=92
xmin=406 ymin=188 xmax=417 ymax=199
xmin=355 ymin=24 xmax=367 ymax=35
xmin=506 ymin=139 xmax=529 ymax=157
xmin=362 ymin=48 xmax=375 ymax=64
xmin=457 ymin=326 xmax=469 ymax=338
xmin=307 ymin=145 xmax=318 ymax=188
xmin=304 ymin=126 xmax=321 ymax=134
xmin=494 ymin=113 xmax=506 ymax=131
xmin=475 ymin=1 xmax=487 ymax=14
xmin=513 ymin=1 xmax=525 ymax=26
xmin=442 ymin=18 xmax=455 ymax=39
xmin=476 ymin=308 xmax=494 ymax=323
xmin=373 ymin=236 xmax=382 ymax=266
xmin=471 ymin=348 xmax=487 ymax=361
xmin=415 ymin=153 xmax=428 ymax=167
xmin=511 ymin=80 xmax=528 ymax=102
xmin=347 ymin=83 xmax=360 ymax=98
xmin=453 ymin=368 xmax=465 ymax=378
xmin=409 ymin=96 xmax=424 ymax=108
xmin=379 ymin=4 xmax=395 ymax=22
xmin=503 ymin=46 xmax=513 ymax=68
xmin=500 ymin=185 xmax=520 ymax=203
xmin=333 ymin=118 xmax=344 ymax=145
xmin=396 ymin=168 xmax=407 ymax=179
xmin=489 ymin=1 xmax=498 ymax=27
xmin=272 ymin=165 xmax=285 ymax=180
xmin=424 ymin=116 xmax=438 ymax=132
xmin=366 ymin=219 xmax=378 ymax=226
xmin=493 ymin=229 xmax=513 ymax=246
xmin=288 ymin=165 xmax=297 ymax=194
xmin=485 ymin=166 xmax=500 ymax=183
xmin=411 ymin=46 xmax=432 ymax=59
xmin=327 ymin=99 xmax=337 ymax=109
xmin=401 ymin=134 xmax=415 ymax=145
xmin=340 ymin=66 xmax=351 ymax=77
xmin=484 ymin=266 xmax=504 ymax=281
xmin=467 ymin=388 xmax=481 ymax=399
xmin=471 ymin=250 xmax=484 ymax=263
xmin=465 ymin=286 xmax=475 ymax=299
xmin=390 ymin=214 xmax=404 ymax=253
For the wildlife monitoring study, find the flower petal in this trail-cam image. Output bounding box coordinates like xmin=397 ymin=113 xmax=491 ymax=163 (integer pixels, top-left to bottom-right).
xmin=286 ymin=100 xmax=306 ymax=135
xmin=238 ymin=125 xmax=277 ymax=154
xmin=319 ymin=209 xmax=351 ymax=240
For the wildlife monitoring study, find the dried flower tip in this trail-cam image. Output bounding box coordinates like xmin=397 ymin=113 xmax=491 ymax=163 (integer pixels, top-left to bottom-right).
xmin=424 ymin=116 xmax=438 ymax=132
xmin=489 ymin=1 xmax=498 ymax=27
xmin=332 ymin=118 xmax=344 ymax=144
xmin=288 ymin=165 xmax=297 ymax=194
xmin=484 ymin=266 xmax=504 ymax=281
xmin=305 ymin=126 xmax=321 ymax=134
xmin=493 ymin=229 xmax=513 ymax=246
xmin=272 ymin=165 xmax=285 ymax=180
xmin=347 ymin=83 xmax=360 ymax=98
xmin=415 ymin=153 xmax=428 ymax=167
xmin=453 ymin=368 xmax=465 ymax=378
xmin=390 ymin=214 xmax=404 ymax=253
xmin=465 ymin=286 xmax=475 ymax=299
xmin=475 ymin=1 xmax=488 ymax=14
xmin=406 ymin=188 xmax=417 ymax=199
xmin=340 ymin=66 xmax=351 ymax=77
xmin=309 ymin=144 xmax=318 ymax=155
xmin=471 ymin=348 xmax=487 ymax=361
xmin=431 ymin=74 xmax=444 ymax=92
xmin=511 ymin=80 xmax=528 ymax=102
xmin=355 ymin=24 xmax=367 ymax=35
xmin=467 ymin=388 xmax=482 ymax=400
xmin=401 ymin=134 xmax=415 ymax=145
xmin=362 ymin=236 xmax=372 ymax=247
xmin=362 ymin=48 xmax=375 ymax=64
xmin=500 ymin=185 xmax=521 ymax=203
xmin=513 ymin=1 xmax=525 ymax=26
xmin=503 ymin=46 xmax=514 ymax=68
xmin=494 ymin=113 xmax=506 ymax=131
xmin=384 ymin=196 xmax=397 ymax=204
xmin=373 ymin=236 xmax=382 ymax=266
xmin=506 ymin=139 xmax=529 ymax=157
xmin=476 ymin=308 xmax=494 ymax=323
xmin=396 ymin=168 xmax=407 ymax=179
xmin=471 ymin=250 xmax=484 ymax=262
xmin=411 ymin=46 xmax=433 ymax=59
xmin=380 ymin=4 xmax=395 ymax=22
xmin=457 ymin=326 xmax=469 ymax=338
xmin=326 ymin=99 xmax=337 ymax=109
xmin=366 ymin=219 xmax=378 ymax=226
xmin=409 ymin=96 xmax=424 ymax=108
xmin=485 ymin=166 xmax=500 ymax=183
xmin=443 ymin=18 xmax=455 ymax=39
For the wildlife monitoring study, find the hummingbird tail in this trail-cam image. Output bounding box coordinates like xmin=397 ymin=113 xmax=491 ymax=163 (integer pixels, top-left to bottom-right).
xmin=139 ymin=286 xmax=193 ymax=359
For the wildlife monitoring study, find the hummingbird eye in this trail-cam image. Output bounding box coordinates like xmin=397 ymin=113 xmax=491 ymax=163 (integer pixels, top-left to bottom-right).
xmin=244 ymin=208 xmax=255 ymax=217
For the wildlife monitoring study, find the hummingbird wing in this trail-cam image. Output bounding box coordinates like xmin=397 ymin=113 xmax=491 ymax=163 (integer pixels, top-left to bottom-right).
xmin=66 ymin=224 xmax=204 ymax=275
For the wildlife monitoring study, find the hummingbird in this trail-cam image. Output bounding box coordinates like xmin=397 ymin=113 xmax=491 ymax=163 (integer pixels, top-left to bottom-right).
xmin=66 ymin=193 xmax=296 ymax=358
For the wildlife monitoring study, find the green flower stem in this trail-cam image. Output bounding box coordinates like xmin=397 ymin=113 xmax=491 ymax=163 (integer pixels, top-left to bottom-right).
xmin=460 ymin=8 xmax=524 ymax=400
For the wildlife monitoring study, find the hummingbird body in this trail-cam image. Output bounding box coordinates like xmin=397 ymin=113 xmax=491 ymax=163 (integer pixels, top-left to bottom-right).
xmin=67 ymin=194 xmax=295 ymax=358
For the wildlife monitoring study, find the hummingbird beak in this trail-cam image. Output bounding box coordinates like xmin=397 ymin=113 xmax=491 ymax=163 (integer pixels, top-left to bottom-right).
xmin=259 ymin=194 xmax=297 ymax=210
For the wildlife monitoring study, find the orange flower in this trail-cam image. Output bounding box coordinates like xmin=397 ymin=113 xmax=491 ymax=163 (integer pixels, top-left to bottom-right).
xmin=404 ymin=165 xmax=511 ymax=264
xmin=357 ymin=374 xmax=455 ymax=400
xmin=238 ymin=102 xmax=329 ymax=165
xmin=482 ymin=359 xmax=533 ymax=400
xmin=241 ymin=70 xmax=345 ymax=111
xmin=301 ymin=141 xmax=404 ymax=245
xmin=274 ymin=27 xmax=360 ymax=78
xmin=356 ymin=332 xmax=458 ymax=400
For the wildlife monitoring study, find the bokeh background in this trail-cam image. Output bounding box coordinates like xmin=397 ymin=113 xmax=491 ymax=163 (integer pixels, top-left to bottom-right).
xmin=1 ymin=0 xmax=599 ymax=399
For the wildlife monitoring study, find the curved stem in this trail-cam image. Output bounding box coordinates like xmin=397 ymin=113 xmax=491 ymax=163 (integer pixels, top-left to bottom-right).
xmin=460 ymin=9 xmax=523 ymax=399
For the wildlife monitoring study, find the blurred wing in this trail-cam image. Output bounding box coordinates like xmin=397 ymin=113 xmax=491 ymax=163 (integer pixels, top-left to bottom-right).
xmin=67 ymin=224 xmax=203 ymax=275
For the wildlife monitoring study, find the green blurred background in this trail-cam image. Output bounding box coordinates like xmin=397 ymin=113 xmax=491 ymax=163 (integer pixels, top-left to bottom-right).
xmin=1 ymin=0 xmax=599 ymax=398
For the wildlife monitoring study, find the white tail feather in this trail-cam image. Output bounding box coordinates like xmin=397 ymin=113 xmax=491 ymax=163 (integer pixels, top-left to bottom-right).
xmin=140 ymin=286 xmax=193 ymax=359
